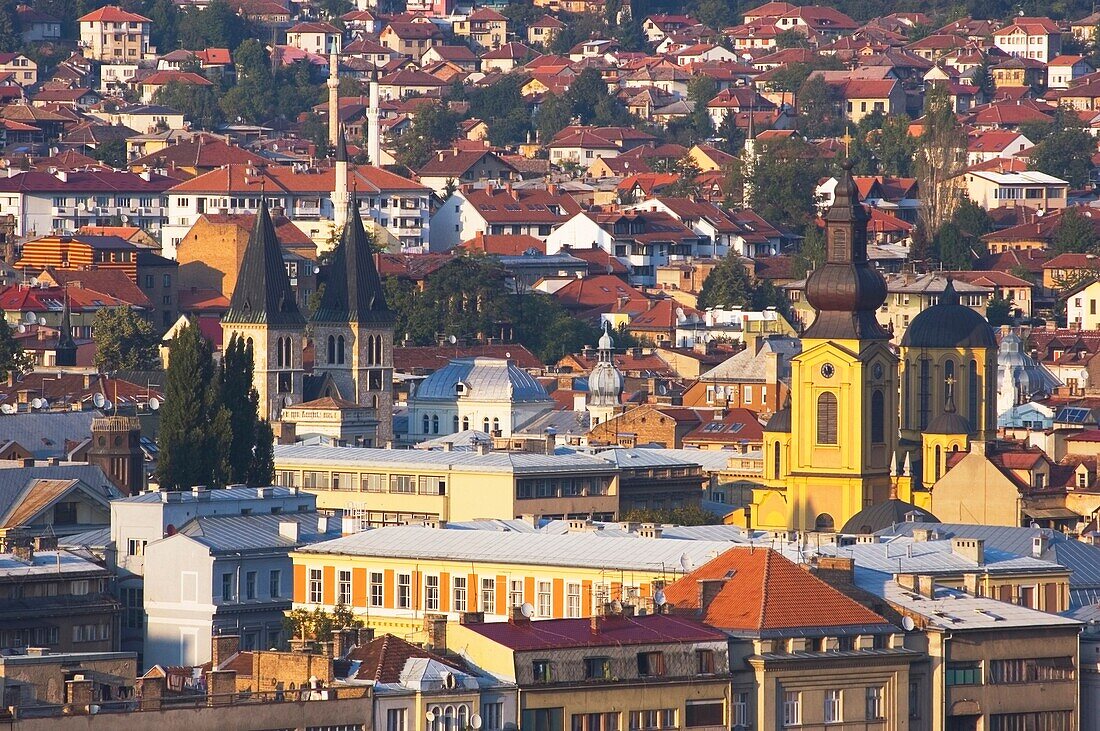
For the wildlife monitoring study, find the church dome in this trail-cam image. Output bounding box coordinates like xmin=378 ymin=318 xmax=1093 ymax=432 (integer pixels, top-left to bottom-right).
xmin=998 ymin=332 xmax=1056 ymax=398
xmin=925 ymin=410 xmax=971 ymax=435
xmin=900 ymin=279 xmax=997 ymax=350
xmin=764 ymin=405 xmax=791 ymax=433
xmin=840 ymin=499 xmax=940 ymax=535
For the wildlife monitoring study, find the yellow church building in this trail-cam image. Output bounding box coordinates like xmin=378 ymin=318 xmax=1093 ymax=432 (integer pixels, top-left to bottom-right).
xmin=751 ymin=164 xmax=999 ymax=532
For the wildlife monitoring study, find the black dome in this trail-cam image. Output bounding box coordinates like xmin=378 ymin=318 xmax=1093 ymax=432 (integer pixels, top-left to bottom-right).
xmin=900 ymin=280 xmax=997 ymax=349
xmin=765 ymin=406 xmax=791 ymax=433
xmin=840 ymin=499 xmax=940 ymax=535
xmin=926 ymin=410 xmax=971 ymax=435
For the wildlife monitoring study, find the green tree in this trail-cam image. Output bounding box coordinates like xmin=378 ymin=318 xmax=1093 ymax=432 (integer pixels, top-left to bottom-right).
xmin=663 ymin=155 xmax=703 ymax=198
xmin=612 ymin=10 xmax=646 ymax=51
xmin=0 ymin=317 xmax=30 ymax=376
xmin=620 ymin=505 xmax=722 ymax=525
xmin=952 ymin=197 xmax=992 ymax=241
xmin=92 ymin=139 xmax=127 ymax=168
xmin=466 ymin=74 xmax=532 ymax=146
xmin=299 ymin=112 xmax=330 ymax=157
xmin=914 ymin=85 xmax=966 ymax=254
xmin=535 ymin=92 xmax=573 ymax=145
xmin=793 ymin=225 xmax=826 ymax=279
xmin=156 ymin=321 xmax=231 ymax=490
xmin=146 ymin=0 xmax=179 ymax=53
xmin=248 ymin=419 xmax=275 ymax=486
xmin=1030 ymin=106 xmax=1096 ymax=188
xmin=872 ymin=114 xmax=917 ymax=177
xmin=219 ymin=333 xmax=262 ymax=485
xmin=697 ymin=256 xmax=787 ymax=312
xmin=985 ymin=296 xmax=1012 ymax=327
xmin=220 ymin=39 xmax=275 ymax=123
xmin=393 ymin=103 xmax=462 ymax=169
xmin=716 ymin=111 xmax=744 ymax=154
xmin=694 ymin=0 xmax=737 ymax=30
xmin=687 ymin=75 xmax=717 ymax=139
xmin=283 ymin=604 xmax=362 ymax=643
xmin=154 ymin=80 xmax=224 ymax=130
xmin=177 ymin=0 xmax=253 ymax=51
xmin=568 ymin=68 xmax=612 ymax=125
xmin=92 ymin=308 xmax=158 ymax=371
xmin=774 ymin=28 xmax=808 ymax=48
xmin=972 ymin=56 xmax=994 ymax=101
xmin=934 ymin=221 xmax=974 ymax=269
xmin=797 ymin=75 xmax=844 ymax=139
xmin=740 ymin=136 xmax=827 ymax=231
xmin=1052 ymin=207 xmax=1100 ymax=254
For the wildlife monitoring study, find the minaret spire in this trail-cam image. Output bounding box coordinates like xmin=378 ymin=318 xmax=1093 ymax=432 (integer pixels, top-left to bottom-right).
xmin=367 ymin=69 xmax=381 ymax=166
xmin=327 ymin=51 xmax=340 ymax=149
xmin=333 ymin=125 xmax=349 ymax=233
xmin=56 ymin=285 xmax=76 ymax=367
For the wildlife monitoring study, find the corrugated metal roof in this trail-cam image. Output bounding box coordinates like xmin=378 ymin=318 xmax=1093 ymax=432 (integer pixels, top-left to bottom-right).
xmin=297 ymin=525 xmax=739 ymax=572
xmin=116 ymin=485 xmax=305 ymax=503
xmin=0 ymin=550 xmax=107 ymax=578
xmin=412 ymin=358 xmax=552 ymax=403
xmin=176 ymin=512 xmax=341 ymax=553
xmin=0 ymin=410 xmax=100 ymax=459
xmin=273 ymin=444 xmax=615 ymax=474
xmin=0 ymin=464 xmax=117 ymax=523
xmin=810 ymin=536 xmax=1062 ymax=577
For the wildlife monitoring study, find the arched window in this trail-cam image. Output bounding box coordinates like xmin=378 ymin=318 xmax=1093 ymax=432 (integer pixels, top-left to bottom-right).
xmin=943 ymin=359 xmax=955 ymax=406
xmin=453 ymin=415 xmax=460 ymax=432
xmin=773 ymin=441 xmax=781 ymax=477
xmin=482 ymin=417 xmax=490 ymax=433
xmin=366 ymin=335 xmax=375 ymax=365
xmin=969 ymin=359 xmax=979 ymax=428
xmin=814 ymin=513 xmax=835 ymax=532
xmin=327 ymin=335 xmax=335 ymax=365
xmin=918 ymin=358 xmax=930 ymax=429
xmin=492 ymin=417 xmax=500 ymax=434
xmin=903 ymin=365 xmax=911 ymax=430
xmin=422 ymin=414 xmax=430 ymax=434
xmin=934 ymin=445 xmax=942 ymax=481
xmin=462 ymin=416 xmax=469 ymax=431
xmin=870 ymin=390 xmax=885 ymax=444
xmin=429 ymin=706 xmax=443 ymax=731
xmin=375 ymin=335 xmax=383 ymax=364
xmin=337 ymin=335 xmax=345 ymax=365
xmin=457 ymin=705 xmax=469 ymax=730
xmin=432 ymin=414 xmax=439 ymax=434
xmin=817 ymin=392 xmax=838 ymax=444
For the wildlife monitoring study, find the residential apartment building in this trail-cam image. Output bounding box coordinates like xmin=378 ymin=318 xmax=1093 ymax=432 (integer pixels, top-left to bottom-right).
xmin=0 ymin=169 xmax=173 ymax=239
xmin=0 ymin=52 xmax=37 ymax=86
xmin=430 ymin=185 xmax=582 ymax=252
xmin=78 ymin=6 xmax=153 ymax=62
xmin=993 ymin=17 xmax=1062 ymax=63
xmin=453 ymin=8 xmax=508 ymax=52
xmin=1065 ymin=278 xmax=1100 ymax=330
xmin=272 ymin=444 xmax=620 ymax=524
xmin=0 ymin=547 xmax=120 ymax=654
xmin=962 ymin=169 xmax=1069 ymax=210
xmin=285 ymin=21 xmax=342 ymax=55
xmin=163 ymin=163 xmax=431 ymax=255
xmin=451 ymin=611 xmax=731 ymax=731
xmin=143 ymin=512 xmax=339 ymax=667
xmin=289 ymin=524 xmax=736 ymax=634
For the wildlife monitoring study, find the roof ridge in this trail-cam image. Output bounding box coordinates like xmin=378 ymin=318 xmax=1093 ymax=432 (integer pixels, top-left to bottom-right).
xmin=756 ymin=549 xmax=771 ymax=630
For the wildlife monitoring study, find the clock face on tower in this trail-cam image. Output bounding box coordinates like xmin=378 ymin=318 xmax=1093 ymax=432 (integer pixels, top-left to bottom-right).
xmin=820 ymin=363 xmax=835 ymax=379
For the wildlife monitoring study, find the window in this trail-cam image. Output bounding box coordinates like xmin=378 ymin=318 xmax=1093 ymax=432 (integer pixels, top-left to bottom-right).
xmin=571 ymin=713 xmax=620 ymax=731
xmin=338 ymin=570 xmax=352 ymax=606
xmin=696 ymin=649 xmax=715 ymax=674
xmin=127 ymin=539 xmax=146 ymax=556
xmin=870 ymin=390 xmax=885 ymax=443
xmin=483 ymin=701 xmax=504 ymax=730
xmin=732 ymin=692 xmax=749 ymax=729
xmin=481 ymin=577 xmax=496 ymax=614
xmin=387 ymin=708 xmax=407 ymax=731
xmin=370 ymin=572 xmax=383 ymax=607
xmin=397 ymin=573 xmax=411 ymax=608
xmin=532 ymin=659 xmax=552 ymax=683
xmin=536 ymin=580 xmax=552 ymax=617
xmin=817 ymin=392 xmax=838 ymax=444
xmin=309 ymin=569 xmax=322 ymax=604
xmin=990 ymin=657 xmax=1074 ymax=684
xmin=390 ymin=475 xmax=415 ymax=493
xmin=245 ymin=571 xmax=257 ymax=600
xmin=909 ymin=681 xmax=920 ymax=720
xmin=865 ymin=687 xmax=884 ymax=720
xmin=945 ymin=662 xmax=981 ymax=686
xmin=783 ymin=691 xmax=800 ymax=727
xmin=989 ymin=712 xmax=1072 ymax=731
xmin=509 ymin=579 xmax=524 ymax=607
xmin=685 ymin=700 xmax=724 ymax=728
xmin=270 ymin=570 xmax=281 ymax=598
xmin=424 ymin=575 xmax=440 ymax=611
xmin=453 ymin=576 xmax=467 ymax=612
xmin=566 ymin=582 xmax=581 ymax=618
xmin=122 ymin=586 xmax=144 ymax=629
xmin=585 ymin=656 xmax=611 ymax=680
xmin=222 ymin=572 xmax=233 ymax=602
xmin=637 ymin=651 xmax=665 ymax=677
xmin=968 ymin=360 xmax=979 ymax=427
xmin=361 ymin=473 xmax=384 ymax=492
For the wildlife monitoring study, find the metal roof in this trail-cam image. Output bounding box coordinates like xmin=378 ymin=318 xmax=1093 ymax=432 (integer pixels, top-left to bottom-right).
xmin=411 ymin=357 xmax=552 ymax=404
xmin=273 ymin=444 xmax=615 ymax=474
xmin=0 ymin=410 xmax=100 ymax=459
xmin=175 ymin=512 xmax=341 ymax=553
xmin=0 ymin=464 xmax=117 ymax=524
xmin=810 ymin=535 xmax=1064 ymax=577
xmin=116 ymin=485 xmax=306 ymax=503
xmin=0 ymin=550 xmax=107 ymax=578
xmin=296 ymin=525 xmax=739 ymax=573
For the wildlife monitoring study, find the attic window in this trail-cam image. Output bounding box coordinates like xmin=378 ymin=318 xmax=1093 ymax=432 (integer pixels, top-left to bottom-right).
xmin=455 ymin=382 xmax=467 ymax=395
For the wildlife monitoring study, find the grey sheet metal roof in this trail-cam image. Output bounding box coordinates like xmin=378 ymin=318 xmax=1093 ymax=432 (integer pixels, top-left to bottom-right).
xmin=0 ymin=550 xmax=107 ymax=578
xmin=115 ymin=485 xmax=305 ymax=503
xmin=855 ymin=567 xmax=1081 ymax=631
xmin=274 ymin=444 xmax=616 ymax=474
xmin=812 ymin=536 xmax=1064 ymax=577
xmin=412 ymin=357 xmax=552 ymax=403
xmin=297 ymin=525 xmax=739 ymax=572
xmin=0 ymin=410 xmax=101 ymax=459
xmin=0 ymin=464 xmax=117 ymax=521
xmin=698 ymin=336 xmax=801 ymax=382
xmin=177 ymin=512 xmax=341 ymax=553
xmin=59 ymin=527 xmax=111 ymax=549
xmin=879 ymin=522 xmax=1100 ymax=589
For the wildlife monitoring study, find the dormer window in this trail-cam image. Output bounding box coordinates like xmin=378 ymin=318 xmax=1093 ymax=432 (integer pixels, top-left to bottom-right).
xmin=455 ymin=382 xmax=467 ymax=396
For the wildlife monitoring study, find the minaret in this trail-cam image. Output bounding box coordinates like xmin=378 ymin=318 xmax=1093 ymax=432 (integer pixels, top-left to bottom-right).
xmin=327 ymin=52 xmax=340 ymax=148
xmin=367 ymin=70 xmax=381 ymax=166
xmin=333 ymin=127 xmax=349 ymax=233
xmin=55 ymin=287 xmax=76 ymax=367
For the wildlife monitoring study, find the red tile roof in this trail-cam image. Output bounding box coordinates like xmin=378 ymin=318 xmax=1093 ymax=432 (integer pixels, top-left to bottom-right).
xmin=79 ymin=5 xmax=150 ymax=22
xmin=663 ymin=548 xmax=890 ymax=633
xmin=394 ymin=343 xmax=543 ymax=371
xmin=169 ymin=163 xmax=428 ymax=195
xmin=552 ymin=274 xmax=647 ymax=311
xmin=341 ymin=633 xmax=465 ymax=683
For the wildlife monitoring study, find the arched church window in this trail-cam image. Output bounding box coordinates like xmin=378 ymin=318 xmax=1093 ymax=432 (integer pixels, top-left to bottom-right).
xmin=492 ymin=417 xmax=500 ymax=433
xmin=814 ymin=513 xmax=835 ymax=532
xmin=871 ymin=390 xmax=885 ymax=444
xmin=773 ymin=441 xmax=781 ymax=478
xmin=375 ymin=335 xmax=383 ymax=364
xmin=943 ymin=359 xmax=955 ymax=407
xmin=969 ymin=360 xmax=979 ymax=429
xmin=366 ymin=335 xmax=375 ymax=365
xmin=935 ymin=445 xmax=942 ymax=482
xmin=918 ymin=358 xmax=930 ymax=430
xmin=327 ymin=336 xmax=335 ymax=365
xmin=817 ymin=392 xmax=838 ymax=444
xmin=453 ymin=415 xmax=460 ymax=432
xmin=432 ymin=415 xmax=439 ymax=434
xmin=337 ymin=336 xmax=345 ymax=365
xmin=482 ymin=417 xmax=490 ymax=433
xmin=422 ymin=414 xmax=430 ymax=434
xmin=462 ymin=417 xmax=469 ymax=431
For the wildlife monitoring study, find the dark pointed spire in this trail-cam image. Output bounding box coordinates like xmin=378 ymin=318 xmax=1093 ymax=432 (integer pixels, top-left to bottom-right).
xmin=224 ymin=199 xmax=305 ymax=326
xmin=335 ymin=124 xmax=348 ymax=163
xmin=55 ymin=286 xmax=76 ymax=367
xmin=941 ymin=277 xmax=960 ymax=306
xmin=312 ymin=203 xmax=394 ymax=324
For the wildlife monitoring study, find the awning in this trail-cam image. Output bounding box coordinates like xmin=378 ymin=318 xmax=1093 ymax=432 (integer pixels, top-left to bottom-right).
xmin=1022 ymin=507 xmax=1081 ymax=520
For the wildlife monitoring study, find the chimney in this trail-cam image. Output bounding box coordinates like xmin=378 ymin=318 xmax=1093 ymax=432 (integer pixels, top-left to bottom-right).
xmin=191 ymin=486 xmax=210 ymax=500
xmin=951 ymin=537 xmax=984 ymax=565
xmin=698 ymin=578 xmax=725 ymax=615
xmin=637 ymin=523 xmax=663 ymax=539
xmin=205 ymin=670 xmax=237 ymax=707
xmin=509 ymin=605 xmax=530 ymax=624
xmin=11 ymin=544 xmax=33 ymax=563
xmin=1032 ymin=532 xmax=1049 ymax=558
xmin=476 ymin=442 xmax=490 ymax=455
xmin=210 ymin=634 xmax=240 ymax=669
xmin=33 ymin=535 xmax=57 ymax=551
xmin=356 ymin=627 xmax=375 ymax=646
xmin=962 ymin=572 xmax=980 ymax=596
xmin=916 ymin=575 xmax=936 ymax=599
xmin=279 ymin=521 xmax=300 ymax=542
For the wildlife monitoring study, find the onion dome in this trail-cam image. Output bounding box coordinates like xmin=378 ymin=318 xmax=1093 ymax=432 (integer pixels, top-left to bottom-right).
xmin=900 ymin=279 xmax=997 ymax=349
xmin=588 ymin=325 xmax=623 ymax=407
xmin=803 ymin=161 xmax=890 ymax=341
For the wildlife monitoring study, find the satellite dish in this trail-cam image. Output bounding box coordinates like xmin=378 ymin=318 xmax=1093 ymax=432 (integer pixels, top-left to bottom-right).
xmin=610 ymin=599 xmax=623 ymax=613
xmin=148 ymin=397 xmax=160 ymax=411
xmin=24 ymin=312 xmax=35 ymax=323
xmin=16 ymin=323 xmax=24 ymax=333
xmin=284 ymin=395 xmax=293 ymax=407
xmin=901 ymin=616 xmax=916 ymax=632
xmin=425 ymin=711 xmax=436 ymax=723
xmin=102 ymin=400 xmax=112 ymax=412
xmin=653 ymin=589 xmax=666 ymax=607
xmin=0 ymin=403 xmax=14 ymax=414
xmin=31 ymin=397 xmax=42 ymax=409
xmin=38 ymin=317 xmax=45 ymax=326
xmin=441 ymin=671 xmax=457 ymax=690
xmin=93 ymin=392 xmax=106 ymax=408
xmin=448 ymin=335 xmax=457 ymax=345
xmin=520 ymin=602 xmax=535 ymax=618
xmin=679 ymin=553 xmax=693 ymax=572
xmin=470 ymin=714 xmax=483 ymax=730
xmin=120 ymin=214 xmax=129 ymax=223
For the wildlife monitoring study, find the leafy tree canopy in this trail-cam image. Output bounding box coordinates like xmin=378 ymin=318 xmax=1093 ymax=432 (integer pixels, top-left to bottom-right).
xmin=92 ymin=308 xmax=159 ymax=371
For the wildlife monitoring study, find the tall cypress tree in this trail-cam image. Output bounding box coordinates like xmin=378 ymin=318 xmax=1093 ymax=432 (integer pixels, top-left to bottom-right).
xmin=220 ymin=334 xmax=261 ymax=484
xmin=248 ymin=420 xmax=275 ymax=487
xmin=156 ymin=321 xmax=231 ymax=490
